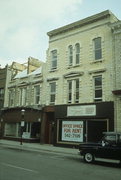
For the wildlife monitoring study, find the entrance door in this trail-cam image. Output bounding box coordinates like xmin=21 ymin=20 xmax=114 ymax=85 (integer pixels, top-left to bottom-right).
xmin=87 ymin=120 xmax=107 ymax=142
xmin=45 ymin=112 xmax=54 ymax=144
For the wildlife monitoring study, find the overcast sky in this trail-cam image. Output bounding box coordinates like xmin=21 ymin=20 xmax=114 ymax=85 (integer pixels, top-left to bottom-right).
xmin=0 ymin=0 xmax=121 ymax=68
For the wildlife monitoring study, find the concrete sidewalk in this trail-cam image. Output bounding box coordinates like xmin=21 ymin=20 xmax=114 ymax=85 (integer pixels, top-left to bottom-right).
xmin=0 ymin=139 xmax=78 ymax=155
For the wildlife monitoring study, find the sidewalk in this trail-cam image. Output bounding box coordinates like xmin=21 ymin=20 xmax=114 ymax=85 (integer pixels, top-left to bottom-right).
xmin=0 ymin=139 xmax=78 ymax=155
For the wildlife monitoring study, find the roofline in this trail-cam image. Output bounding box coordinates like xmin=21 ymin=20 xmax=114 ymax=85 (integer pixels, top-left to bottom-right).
xmin=47 ymin=10 xmax=118 ymax=37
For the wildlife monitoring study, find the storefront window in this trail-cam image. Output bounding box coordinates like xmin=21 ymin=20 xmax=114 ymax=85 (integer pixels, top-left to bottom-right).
xmin=4 ymin=122 xmax=40 ymax=139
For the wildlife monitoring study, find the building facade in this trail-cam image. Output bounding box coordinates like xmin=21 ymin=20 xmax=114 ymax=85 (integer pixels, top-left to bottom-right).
xmin=1 ymin=57 xmax=45 ymax=142
xmin=1 ymin=10 xmax=121 ymax=147
xmin=111 ymin=21 xmax=121 ymax=132
xmin=44 ymin=10 xmax=119 ymax=146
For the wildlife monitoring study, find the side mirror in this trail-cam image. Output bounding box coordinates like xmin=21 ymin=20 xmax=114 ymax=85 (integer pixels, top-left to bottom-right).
xmin=102 ymin=140 xmax=105 ymax=146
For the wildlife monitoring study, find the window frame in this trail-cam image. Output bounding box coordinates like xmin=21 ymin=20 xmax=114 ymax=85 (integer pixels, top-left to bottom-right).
xmin=34 ymin=85 xmax=40 ymax=105
xmin=19 ymin=87 xmax=27 ymax=106
xmin=75 ymin=43 xmax=80 ymax=65
xmin=51 ymin=50 xmax=57 ymax=70
xmin=67 ymin=79 xmax=79 ymax=104
xmin=9 ymin=89 xmax=15 ymax=107
xmin=68 ymin=45 xmax=73 ymax=66
xmin=93 ymin=37 xmax=102 ymax=60
xmin=50 ymin=82 xmax=56 ymax=104
xmin=94 ymin=75 xmax=102 ymax=102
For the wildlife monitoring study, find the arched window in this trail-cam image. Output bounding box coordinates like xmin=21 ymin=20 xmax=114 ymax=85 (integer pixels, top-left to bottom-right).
xmin=68 ymin=45 xmax=73 ymax=66
xmin=75 ymin=43 xmax=80 ymax=64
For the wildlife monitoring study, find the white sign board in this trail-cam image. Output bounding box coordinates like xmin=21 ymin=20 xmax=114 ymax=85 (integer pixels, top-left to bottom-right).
xmin=67 ymin=105 xmax=96 ymax=116
xmin=22 ymin=132 xmax=30 ymax=139
xmin=62 ymin=121 xmax=83 ymax=142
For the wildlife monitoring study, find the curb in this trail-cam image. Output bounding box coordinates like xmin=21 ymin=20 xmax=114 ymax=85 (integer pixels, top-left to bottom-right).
xmin=0 ymin=143 xmax=78 ymax=155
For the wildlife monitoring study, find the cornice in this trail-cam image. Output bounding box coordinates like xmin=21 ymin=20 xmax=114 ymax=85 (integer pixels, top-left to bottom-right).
xmin=47 ymin=10 xmax=115 ymax=37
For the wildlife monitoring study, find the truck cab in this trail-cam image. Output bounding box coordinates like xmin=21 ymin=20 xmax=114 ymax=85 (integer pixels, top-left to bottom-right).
xmin=79 ymin=132 xmax=121 ymax=163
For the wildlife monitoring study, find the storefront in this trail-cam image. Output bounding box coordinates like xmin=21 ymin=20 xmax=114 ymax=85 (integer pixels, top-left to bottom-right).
xmin=54 ymin=102 xmax=114 ymax=147
xmin=1 ymin=107 xmax=42 ymax=142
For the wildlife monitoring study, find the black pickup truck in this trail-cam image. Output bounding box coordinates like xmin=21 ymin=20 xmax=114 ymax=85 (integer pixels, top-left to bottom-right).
xmin=79 ymin=132 xmax=121 ymax=163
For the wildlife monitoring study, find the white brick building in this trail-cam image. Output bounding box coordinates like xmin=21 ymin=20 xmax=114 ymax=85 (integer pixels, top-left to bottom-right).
xmin=44 ymin=10 xmax=120 ymax=146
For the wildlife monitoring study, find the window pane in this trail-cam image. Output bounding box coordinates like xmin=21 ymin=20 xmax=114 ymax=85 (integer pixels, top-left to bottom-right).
xmin=50 ymin=83 xmax=56 ymax=92
xmin=95 ymin=89 xmax=102 ymax=98
xmin=95 ymin=38 xmax=101 ymax=49
xmin=75 ymin=43 xmax=80 ymax=64
xmin=95 ymin=49 xmax=102 ymax=60
xmin=95 ymin=76 xmax=102 ymax=86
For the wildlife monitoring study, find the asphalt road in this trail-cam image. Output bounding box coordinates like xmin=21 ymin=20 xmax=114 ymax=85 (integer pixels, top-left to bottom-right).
xmin=0 ymin=147 xmax=121 ymax=180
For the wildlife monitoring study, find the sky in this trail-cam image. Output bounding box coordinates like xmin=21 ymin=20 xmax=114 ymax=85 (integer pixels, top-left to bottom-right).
xmin=0 ymin=0 xmax=121 ymax=68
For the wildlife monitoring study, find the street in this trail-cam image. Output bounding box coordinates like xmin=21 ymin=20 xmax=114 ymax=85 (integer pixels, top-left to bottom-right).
xmin=0 ymin=147 xmax=121 ymax=180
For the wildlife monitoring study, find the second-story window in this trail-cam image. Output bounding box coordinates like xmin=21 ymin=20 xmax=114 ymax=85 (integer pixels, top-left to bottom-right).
xmin=50 ymin=82 xmax=56 ymax=104
xmin=34 ymin=85 xmax=40 ymax=104
xmin=75 ymin=43 xmax=80 ymax=65
xmin=0 ymin=88 xmax=4 ymax=108
xmin=9 ymin=89 xmax=14 ymax=107
xmin=68 ymin=79 xmax=79 ymax=103
xmin=94 ymin=37 xmax=102 ymax=60
xmin=68 ymin=45 xmax=73 ymax=66
xmin=51 ymin=50 xmax=57 ymax=70
xmin=20 ymin=88 xmax=27 ymax=106
xmin=94 ymin=75 xmax=102 ymax=102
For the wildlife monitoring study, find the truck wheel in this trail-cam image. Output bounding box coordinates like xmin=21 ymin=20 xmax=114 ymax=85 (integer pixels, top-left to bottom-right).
xmin=84 ymin=152 xmax=94 ymax=163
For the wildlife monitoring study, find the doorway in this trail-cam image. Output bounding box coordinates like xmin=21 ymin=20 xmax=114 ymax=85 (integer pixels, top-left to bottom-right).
xmin=87 ymin=120 xmax=108 ymax=142
xmin=45 ymin=112 xmax=55 ymax=144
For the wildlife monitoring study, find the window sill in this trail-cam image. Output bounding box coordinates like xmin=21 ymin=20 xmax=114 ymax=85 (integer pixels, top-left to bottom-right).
xmin=49 ymin=68 xmax=58 ymax=72
xmin=67 ymin=64 xmax=80 ymax=69
xmin=90 ymin=59 xmax=104 ymax=64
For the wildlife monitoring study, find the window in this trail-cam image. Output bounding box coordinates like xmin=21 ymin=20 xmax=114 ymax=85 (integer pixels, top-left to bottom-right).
xmin=94 ymin=76 xmax=102 ymax=102
xmin=75 ymin=79 xmax=79 ymax=103
xmin=51 ymin=50 xmax=57 ymax=70
xmin=0 ymin=88 xmax=4 ymax=108
xmin=68 ymin=81 xmax=72 ymax=103
xmin=75 ymin=43 xmax=80 ymax=65
xmin=34 ymin=85 xmax=40 ymax=104
xmin=68 ymin=45 xmax=73 ymax=66
xmin=50 ymin=82 xmax=56 ymax=104
xmin=0 ymin=88 xmax=4 ymax=99
xmin=19 ymin=88 xmax=27 ymax=106
xmin=94 ymin=37 xmax=102 ymax=60
xmin=9 ymin=89 xmax=14 ymax=107
xmin=68 ymin=79 xmax=79 ymax=103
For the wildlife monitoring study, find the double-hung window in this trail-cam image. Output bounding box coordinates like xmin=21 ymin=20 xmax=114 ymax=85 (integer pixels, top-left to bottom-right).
xmin=94 ymin=75 xmax=102 ymax=102
xmin=34 ymin=85 xmax=40 ymax=104
xmin=94 ymin=37 xmax=102 ymax=60
xmin=68 ymin=79 xmax=79 ymax=103
xmin=9 ymin=89 xmax=14 ymax=107
xmin=51 ymin=50 xmax=57 ymax=70
xmin=20 ymin=88 xmax=27 ymax=106
xmin=50 ymin=82 xmax=56 ymax=104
